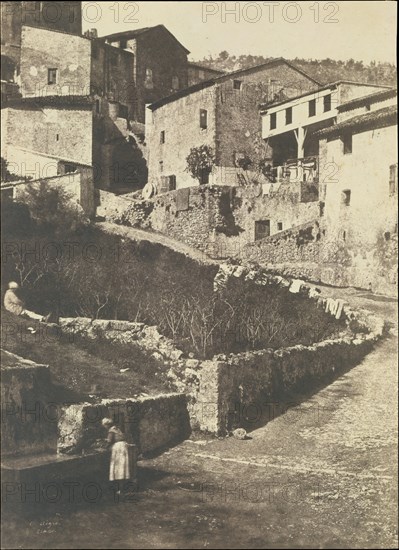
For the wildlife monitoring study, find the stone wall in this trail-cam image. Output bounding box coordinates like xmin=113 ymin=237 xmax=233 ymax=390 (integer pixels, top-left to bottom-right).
xmin=55 ymin=263 xmax=385 ymax=437
xmin=20 ymin=25 xmax=90 ymax=97
xmin=103 ymin=183 xmax=319 ymax=259
xmin=5 ymin=170 xmax=96 ymax=219
xmin=1 ymin=350 xmax=58 ymax=456
xmin=57 ymin=394 xmax=191 ymax=456
xmin=2 ymin=103 xmax=93 ymax=168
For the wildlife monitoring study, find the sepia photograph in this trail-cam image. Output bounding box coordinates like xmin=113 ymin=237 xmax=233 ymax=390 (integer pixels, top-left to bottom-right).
xmin=0 ymin=1 xmax=397 ymax=548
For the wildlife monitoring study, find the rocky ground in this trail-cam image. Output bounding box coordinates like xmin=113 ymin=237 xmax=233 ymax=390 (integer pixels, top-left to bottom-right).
xmin=2 ymin=287 xmax=397 ymax=549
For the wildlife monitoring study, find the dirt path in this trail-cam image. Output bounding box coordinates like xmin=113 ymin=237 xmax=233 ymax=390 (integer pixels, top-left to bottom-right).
xmin=4 ymin=288 xmax=397 ymax=549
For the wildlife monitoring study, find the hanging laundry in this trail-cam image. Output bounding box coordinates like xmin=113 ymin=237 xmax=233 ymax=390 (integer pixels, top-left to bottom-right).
xmin=289 ymin=279 xmax=303 ymax=293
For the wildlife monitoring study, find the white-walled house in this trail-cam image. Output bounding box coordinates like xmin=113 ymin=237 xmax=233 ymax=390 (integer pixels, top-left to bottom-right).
xmin=260 ymin=81 xmax=390 ymax=182
xmin=316 ymin=88 xmax=397 ymax=247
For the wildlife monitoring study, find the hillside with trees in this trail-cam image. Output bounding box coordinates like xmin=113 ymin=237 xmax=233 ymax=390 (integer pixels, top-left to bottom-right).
xmin=194 ymin=52 xmax=397 ymax=86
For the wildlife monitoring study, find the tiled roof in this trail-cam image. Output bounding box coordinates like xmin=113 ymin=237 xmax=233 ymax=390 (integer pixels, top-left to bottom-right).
xmin=149 ymin=58 xmax=321 ymax=111
xmin=338 ymin=88 xmax=397 ymax=112
xmin=99 ymin=24 xmax=190 ymax=54
xmin=314 ymin=105 xmax=397 ymax=137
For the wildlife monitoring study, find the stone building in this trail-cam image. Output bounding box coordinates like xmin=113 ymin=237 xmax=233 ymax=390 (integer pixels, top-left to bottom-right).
xmin=1 ymin=22 xmax=147 ymax=190
xmin=316 ymin=88 xmax=397 ymax=284
xmin=146 ymin=58 xmax=321 ymax=192
xmin=260 ymin=81 xmax=390 ymax=183
xmin=101 ymin=25 xmax=190 ymax=123
xmin=187 ymin=62 xmax=224 ymax=86
xmin=1 ymin=1 xmax=81 ymax=91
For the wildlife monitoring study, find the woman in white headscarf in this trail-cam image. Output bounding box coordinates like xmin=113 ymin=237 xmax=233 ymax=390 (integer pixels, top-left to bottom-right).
xmin=102 ymin=418 xmax=130 ymax=483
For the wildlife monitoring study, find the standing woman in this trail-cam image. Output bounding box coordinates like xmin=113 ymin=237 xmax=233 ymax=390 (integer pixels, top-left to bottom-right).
xmin=102 ymin=417 xmax=130 ymax=489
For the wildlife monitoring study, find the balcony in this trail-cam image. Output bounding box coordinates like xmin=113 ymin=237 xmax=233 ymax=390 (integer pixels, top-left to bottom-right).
xmin=270 ymin=156 xmax=319 ymax=184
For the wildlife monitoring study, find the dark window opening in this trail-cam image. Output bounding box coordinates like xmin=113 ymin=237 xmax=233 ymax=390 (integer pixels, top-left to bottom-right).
xmin=342 ymin=230 xmax=346 ymax=241
xmin=342 ymin=189 xmax=351 ymax=206
xmin=169 ymin=175 xmax=176 ymax=191
xmin=119 ymin=104 xmax=128 ymax=119
xmin=160 ymin=131 xmax=165 ymax=144
xmin=110 ymin=53 xmax=118 ymax=66
xmin=384 ymin=231 xmax=391 ymax=241
xmin=56 ymin=134 xmax=59 ymax=142
xmin=200 ymin=109 xmax=208 ymax=129
xmin=323 ymin=94 xmax=332 ymax=112
xmin=48 ymin=68 xmax=58 ymax=85
xmin=277 ymin=222 xmax=283 ymax=231
xmin=64 ymin=164 xmax=77 ymax=174
xmin=285 ymin=107 xmax=292 ymax=125
xmin=270 ymin=112 xmax=276 ymax=130
xmin=308 ymin=98 xmax=316 ymax=117
xmin=342 ymin=133 xmax=352 ymax=154
xmin=255 ymin=219 xmax=270 ymax=241
xmin=200 ymin=170 xmax=210 ymax=184
xmin=389 ymin=163 xmax=397 ymax=195
xmin=233 ymin=80 xmax=242 ymax=90
xmin=95 ymin=99 xmax=100 ymax=114
xmin=159 ymin=161 xmax=163 ymax=172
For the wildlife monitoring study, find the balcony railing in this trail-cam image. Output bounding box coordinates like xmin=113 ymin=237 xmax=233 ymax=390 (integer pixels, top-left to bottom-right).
xmin=268 ymin=156 xmax=319 ymax=184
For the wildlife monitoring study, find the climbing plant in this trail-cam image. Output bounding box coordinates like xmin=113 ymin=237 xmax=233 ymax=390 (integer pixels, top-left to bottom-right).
xmin=185 ymin=145 xmax=215 ymax=183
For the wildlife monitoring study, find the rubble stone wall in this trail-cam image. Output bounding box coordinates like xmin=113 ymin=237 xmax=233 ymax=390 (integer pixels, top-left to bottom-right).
xmin=57 ymin=394 xmax=191 ymax=456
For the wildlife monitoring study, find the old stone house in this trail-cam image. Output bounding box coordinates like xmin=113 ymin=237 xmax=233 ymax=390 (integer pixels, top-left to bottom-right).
xmin=316 ymin=88 xmax=397 ymax=280
xmin=1 ymin=22 xmax=148 ymax=190
xmin=187 ymin=62 xmax=225 ymax=86
xmin=260 ymin=81 xmax=390 ymax=184
xmin=146 ymin=58 xmax=322 ymax=192
xmin=101 ymin=25 xmax=190 ymax=124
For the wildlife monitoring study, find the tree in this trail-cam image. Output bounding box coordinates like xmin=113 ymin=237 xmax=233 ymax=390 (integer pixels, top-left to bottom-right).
xmin=185 ymin=145 xmax=215 ymax=184
xmin=18 ymin=180 xmax=87 ymax=236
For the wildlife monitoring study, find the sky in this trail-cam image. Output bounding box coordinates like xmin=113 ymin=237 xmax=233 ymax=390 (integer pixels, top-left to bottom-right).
xmin=82 ymin=1 xmax=397 ymax=64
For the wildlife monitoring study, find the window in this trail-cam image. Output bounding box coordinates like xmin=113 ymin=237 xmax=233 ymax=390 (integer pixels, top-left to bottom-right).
xmin=323 ymin=94 xmax=331 ymax=112
xmin=48 ymin=68 xmax=58 ymax=85
xmin=110 ymin=52 xmax=118 ymax=67
xmin=255 ymin=220 xmax=270 ymax=241
xmin=172 ymin=76 xmax=179 ymax=90
xmin=119 ymin=103 xmax=128 ymax=119
xmin=270 ymin=112 xmax=276 ymax=130
xmin=308 ymin=98 xmax=316 ymax=117
xmin=342 ymin=133 xmax=352 ymax=154
xmin=200 ymin=170 xmax=209 ymax=184
xmin=341 ymin=189 xmax=351 ymax=206
xmin=95 ymin=99 xmax=100 ymax=114
xmin=160 ymin=130 xmax=165 ymax=144
xmin=120 ymin=39 xmax=127 ymax=49
xmin=169 ymin=175 xmax=176 ymax=191
xmin=200 ymin=109 xmax=207 ymax=129
xmin=277 ymin=222 xmax=283 ymax=231
xmin=285 ymin=107 xmax=292 ymax=125
xmin=389 ymin=163 xmax=397 ymax=195
xmin=159 ymin=161 xmax=164 ymax=173
xmin=56 ymin=134 xmax=59 ymax=142
xmin=145 ymin=68 xmax=153 ymax=89
xmin=64 ymin=164 xmax=77 ymax=174
xmin=233 ymin=80 xmax=242 ymax=90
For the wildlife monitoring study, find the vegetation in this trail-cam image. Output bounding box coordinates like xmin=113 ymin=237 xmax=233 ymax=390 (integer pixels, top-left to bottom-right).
xmin=3 ymin=219 xmax=343 ymax=359
xmin=185 ymin=145 xmax=215 ymax=183
xmin=195 ymin=53 xmax=397 ymax=87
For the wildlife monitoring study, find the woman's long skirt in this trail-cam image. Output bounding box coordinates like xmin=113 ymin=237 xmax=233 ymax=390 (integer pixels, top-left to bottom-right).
xmin=109 ymin=441 xmax=130 ymax=480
